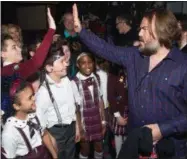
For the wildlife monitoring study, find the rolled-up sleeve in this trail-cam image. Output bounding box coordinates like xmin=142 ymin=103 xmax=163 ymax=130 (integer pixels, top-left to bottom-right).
xmin=71 ymin=81 xmax=82 ymax=107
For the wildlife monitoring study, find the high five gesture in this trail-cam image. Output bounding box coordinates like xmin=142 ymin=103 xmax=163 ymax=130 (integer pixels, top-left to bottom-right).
xmin=47 ymin=7 xmax=56 ymax=30
xmin=72 ymin=4 xmax=82 ymax=33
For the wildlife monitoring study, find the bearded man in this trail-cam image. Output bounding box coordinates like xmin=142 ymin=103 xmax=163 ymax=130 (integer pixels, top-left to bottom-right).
xmin=73 ymin=5 xmax=187 ymax=159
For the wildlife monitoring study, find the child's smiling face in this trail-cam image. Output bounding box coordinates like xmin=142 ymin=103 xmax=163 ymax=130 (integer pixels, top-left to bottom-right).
xmin=77 ymin=55 xmax=94 ymax=76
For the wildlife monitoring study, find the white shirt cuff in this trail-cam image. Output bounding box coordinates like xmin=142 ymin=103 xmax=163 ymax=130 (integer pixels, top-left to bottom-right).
xmin=114 ymin=112 xmax=121 ymax=118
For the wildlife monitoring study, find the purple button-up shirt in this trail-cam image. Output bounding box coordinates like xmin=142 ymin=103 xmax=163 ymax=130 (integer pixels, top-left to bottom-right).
xmin=80 ymin=29 xmax=187 ymax=157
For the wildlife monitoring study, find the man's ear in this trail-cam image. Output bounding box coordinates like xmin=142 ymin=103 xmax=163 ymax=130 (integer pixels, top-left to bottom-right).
xmin=13 ymin=103 xmax=21 ymax=111
xmin=45 ymin=64 xmax=53 ymax=73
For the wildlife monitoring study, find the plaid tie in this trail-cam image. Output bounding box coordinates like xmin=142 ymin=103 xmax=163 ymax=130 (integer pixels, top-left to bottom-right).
xmin=84 ymin=77 xmax=94 ymax=86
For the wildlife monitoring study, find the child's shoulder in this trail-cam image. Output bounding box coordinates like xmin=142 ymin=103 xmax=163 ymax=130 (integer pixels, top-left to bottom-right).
xmin=4 ymin=117 xmax=27 ymax=129
xmin=2 ymin=117 xmax=22 ymax=137
xmin=61 ymin=76 xmax=74 ymax=87
xmin=36 ymin=83 xmax=49 ymax=96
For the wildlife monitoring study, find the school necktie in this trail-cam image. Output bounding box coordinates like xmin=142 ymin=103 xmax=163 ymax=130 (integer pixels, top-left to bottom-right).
xmin=84 ymin=77 xmax=94 ymax=86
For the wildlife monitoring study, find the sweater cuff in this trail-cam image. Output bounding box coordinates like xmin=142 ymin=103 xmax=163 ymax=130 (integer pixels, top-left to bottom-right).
xmin=48 ymin=28 xmax=56 ymax=34
xmin=114 ymin=112 xmax=121 ymax=118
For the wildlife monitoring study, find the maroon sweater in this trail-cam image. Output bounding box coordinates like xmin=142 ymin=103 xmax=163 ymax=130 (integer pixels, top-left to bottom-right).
xmin=108 ymin=72 xmax=128 ymax=116
xmin=1 ymin=28 xmax=55 ymax=79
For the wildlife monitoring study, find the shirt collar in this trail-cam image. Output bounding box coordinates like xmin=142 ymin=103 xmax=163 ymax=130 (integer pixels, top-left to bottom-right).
xmin=76 ymin=72 xmax=94 ymax=80
xmin=46 ymin=74 xmax=65 ymax=87
xmin=164 ymin=47 xmax=183 ymax=62
xmin=6 ymin=113 xmax=37 ymax=128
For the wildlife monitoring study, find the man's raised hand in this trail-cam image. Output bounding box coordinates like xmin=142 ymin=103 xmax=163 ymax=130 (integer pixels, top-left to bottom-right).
xmin=72 ymin=4 xmax=82 ymax=33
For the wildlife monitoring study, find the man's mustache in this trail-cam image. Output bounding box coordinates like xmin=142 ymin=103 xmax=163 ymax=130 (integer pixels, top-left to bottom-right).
xmin=139 ymin=37 xmax=144 ymax=42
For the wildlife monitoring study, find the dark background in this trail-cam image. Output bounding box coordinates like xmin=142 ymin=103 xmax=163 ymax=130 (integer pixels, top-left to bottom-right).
xmin=2 ymin=1 xmax=186 ymax=45
xmin=1 ymin=1 xmax=166 ymax=25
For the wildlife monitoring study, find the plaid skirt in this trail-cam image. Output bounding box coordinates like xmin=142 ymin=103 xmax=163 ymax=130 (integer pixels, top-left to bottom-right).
xmin=110 ymin=116 xmax=127 ymax=136
xmin=109 ymin=105 xmax=128 ymax=136
xmin=83 ymin=107 xmax=103 ymax=142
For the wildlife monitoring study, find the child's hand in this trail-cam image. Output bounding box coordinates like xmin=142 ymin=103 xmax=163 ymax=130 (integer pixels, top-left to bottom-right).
xmin=79 ymin=125 xmax=86 ymax=141
xmin=101 ymin=124 xmax=106 ymax=137
xmin=75 ymin=124 xmax=80 ymax=143
xmin=117 ymin=116 xmax=128 ymax=126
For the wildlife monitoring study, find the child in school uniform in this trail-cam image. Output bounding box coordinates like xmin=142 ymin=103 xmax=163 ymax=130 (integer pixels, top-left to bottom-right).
xmin=35 ymin=42 xmax=80 ymax=159
xmin=26 ymin=71 xmax=58 ymax=152
xmin=108 ymin=65 xmax=129 ymax=158
xmin=71 ymin=53 xmax=106 ymax=159
xmin=1 ymin=8 xmax=55 ymax=122
xmin=1 ymin=78 xmax=57 ymax=159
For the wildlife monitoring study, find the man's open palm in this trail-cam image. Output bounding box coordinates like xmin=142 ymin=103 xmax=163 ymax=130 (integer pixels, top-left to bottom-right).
xmin=72 ymin=4 xmax=82 ymax=33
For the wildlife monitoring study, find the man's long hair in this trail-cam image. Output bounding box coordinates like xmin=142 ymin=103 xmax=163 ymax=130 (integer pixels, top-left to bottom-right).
xmin=143 ymin=9 xmax=181 ymax=49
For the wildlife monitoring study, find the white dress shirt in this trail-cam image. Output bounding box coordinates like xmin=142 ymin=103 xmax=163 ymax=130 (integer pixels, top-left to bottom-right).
xmin=35 ymin=75 xmax=76 ymax=129
xmin=2 ymin=113 xmax=43 ymax=158
xmin=96 ymin=69 xmax=109 ymax=109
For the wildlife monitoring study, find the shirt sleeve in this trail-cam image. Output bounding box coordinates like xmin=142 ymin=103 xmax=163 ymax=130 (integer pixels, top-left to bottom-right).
xmin=2 ymin=129 xmax=17 ymax=158
xmin=35 ymin=86 xmax=51 ymax=129
xmin=1 ymin=28 xmax=55 ymax=78
xmin=80 ymin=28 xmax=137 ymax=67
xmin=98 ymin=71 xmax=106 ymax=98
xmin=71 ymin=80 xmax=82 ymax=106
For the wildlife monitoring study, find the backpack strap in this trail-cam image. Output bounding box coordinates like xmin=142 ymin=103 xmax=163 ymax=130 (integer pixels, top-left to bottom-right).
xmin=16 ymin=127 xmax=32 ymax=152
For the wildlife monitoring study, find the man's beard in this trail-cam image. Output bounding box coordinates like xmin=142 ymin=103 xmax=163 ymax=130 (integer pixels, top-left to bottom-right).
xmin=139 ymin=41 xmax=160 ymax=56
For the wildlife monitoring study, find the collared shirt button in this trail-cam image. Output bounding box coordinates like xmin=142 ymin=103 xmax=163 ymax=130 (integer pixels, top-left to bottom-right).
xmin=165 ymin=77 xmax=168 ymax=81
xmin=141 ymin=105 xmax=144 ymax=108
xmin=142 ymin=120 xmax=145 ymax=123
xmin=143 ymin=89 xmax=146 ymax=93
